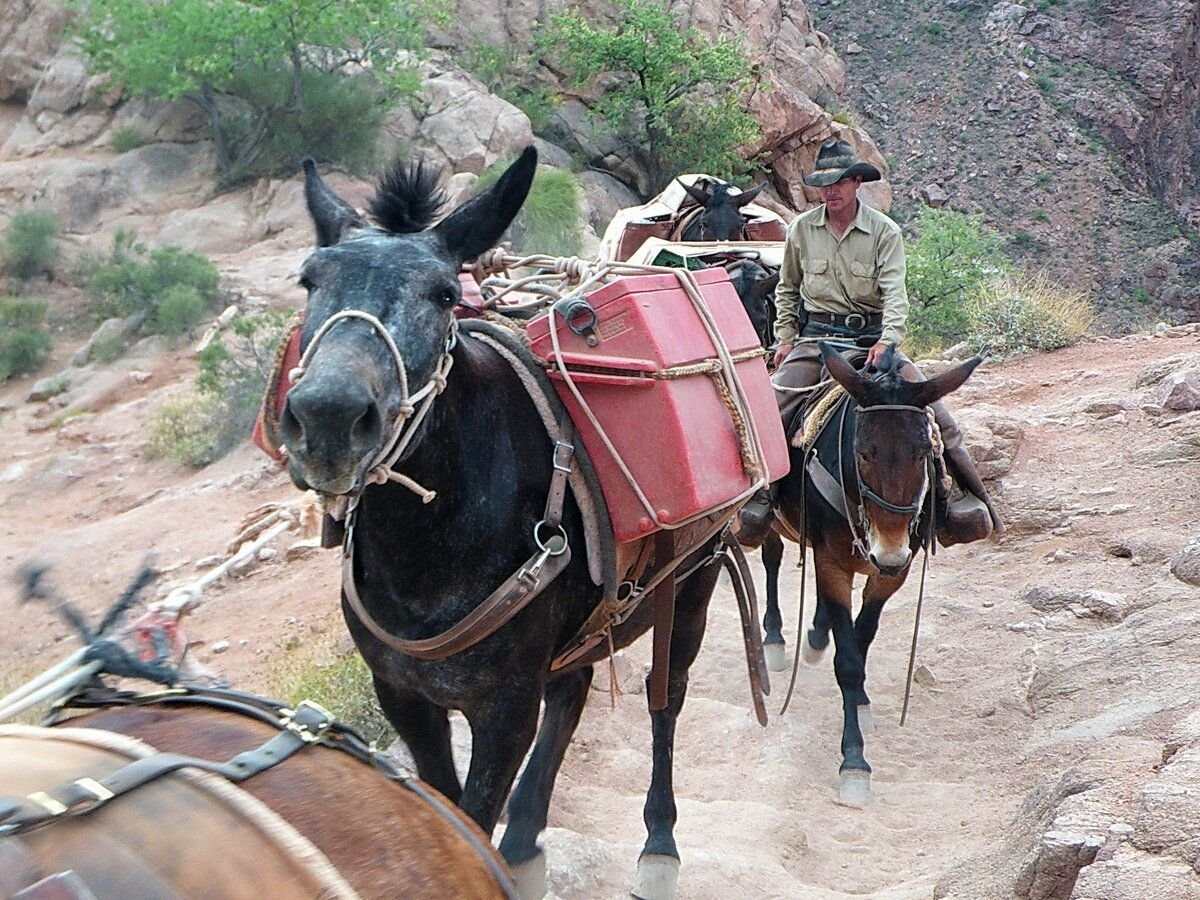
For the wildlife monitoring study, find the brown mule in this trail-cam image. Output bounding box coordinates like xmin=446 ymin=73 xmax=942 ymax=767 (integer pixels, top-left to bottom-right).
xmin=0 ymin=700 xmax=514 ymax=899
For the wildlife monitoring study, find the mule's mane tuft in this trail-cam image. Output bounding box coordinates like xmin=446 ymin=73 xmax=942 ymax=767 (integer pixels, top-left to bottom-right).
xmin=369 ymin=158 xmax=448 ymax=234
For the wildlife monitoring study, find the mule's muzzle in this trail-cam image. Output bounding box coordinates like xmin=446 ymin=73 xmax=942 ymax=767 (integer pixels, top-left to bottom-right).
xmin=868 ymin=549 xmax=911 ymax=578
xmin=280 ymin=379 xmax=384 ymax=495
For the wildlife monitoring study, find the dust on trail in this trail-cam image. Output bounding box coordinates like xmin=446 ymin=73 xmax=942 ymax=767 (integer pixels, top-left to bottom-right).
xmin=3 ymin=330 xmax=1199 ymax=897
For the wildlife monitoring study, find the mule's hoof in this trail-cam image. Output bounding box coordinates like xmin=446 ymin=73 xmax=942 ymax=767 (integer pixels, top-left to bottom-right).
xmin=763 ymin=642 xmax=788 ymax=672
xmin=632 ymin=854 xmax=680 ymax=900
xmin=801 ymin=635 xmax=826 ymax=665
xmin=857 ymin=704 xmax=875 ymax=735
xmin=509 ymin=851 xmax=547 ymax=900
xmin=837 ymin=770 xmax=871 ymax=808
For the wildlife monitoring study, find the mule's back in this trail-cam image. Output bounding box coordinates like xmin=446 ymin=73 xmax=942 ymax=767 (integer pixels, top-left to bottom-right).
xmin=0 ymin=705 xmax=510 ymax=899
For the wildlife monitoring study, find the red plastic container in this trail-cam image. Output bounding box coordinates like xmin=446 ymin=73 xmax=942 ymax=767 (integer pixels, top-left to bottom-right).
xmin=527 ymin=267 xmax=790 ymax=543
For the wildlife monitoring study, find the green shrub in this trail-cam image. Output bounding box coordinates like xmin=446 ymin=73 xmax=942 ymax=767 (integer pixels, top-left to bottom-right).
xmin=266 ymin=649 xmax=394 ymax=748
xmin=0 ymin=297 xmax=53 ymax=381
xmin=147 ymin=311 xmax=289 ymax=466
xmin=144 ymin=394 xmax=224 ymax=466
xmin=110 ymin=126 xmax=145 ymax=153
xmin=153 ymin=285 xmax=207 ymax=337
xmin=82 ymin=232 xmax=221 ymax=335
xmin=477 ymin=163 xmax=583 ymax=256
xmin=220 ymin=67 xmax=386 ymax=185
xmin=966 ymin=273 xmax=1094 ymax=358
xmin=3 ymin=211 xmax=58 ymax=280
xmin=905 ymin=207 xmax=1010 ymax=352
xmin=1035 ymin=73 xmax=1054 ymax=92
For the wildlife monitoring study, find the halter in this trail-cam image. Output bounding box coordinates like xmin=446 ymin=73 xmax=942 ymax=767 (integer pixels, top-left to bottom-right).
xmin=287 ymin=309 xmax=458 ymax=503
xmin=845 ymin=402 xmax=934 ymax=552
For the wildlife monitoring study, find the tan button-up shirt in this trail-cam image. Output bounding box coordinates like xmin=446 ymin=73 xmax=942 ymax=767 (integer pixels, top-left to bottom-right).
xmin=773 ymin=200 xmax=909 ymax=348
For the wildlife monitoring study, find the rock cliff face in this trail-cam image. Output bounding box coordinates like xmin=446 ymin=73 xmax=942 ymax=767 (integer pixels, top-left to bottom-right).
xmin=811 ymin=0 xmax=1200 ymax=326
xmin=436 ymin=0 xmax=891 ymax=210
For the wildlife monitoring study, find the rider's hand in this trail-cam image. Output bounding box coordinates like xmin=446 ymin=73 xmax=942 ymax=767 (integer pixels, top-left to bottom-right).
xmin=773 ymin=342 xmax=794 ymax=369
xmin=866 ymin=341 xmax=891 ymax=369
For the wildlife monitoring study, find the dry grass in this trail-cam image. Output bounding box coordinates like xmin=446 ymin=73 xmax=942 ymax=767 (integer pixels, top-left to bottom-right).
xmin=264 ymin=645 xmax=395 ymax=748
xmin=966 ymin=272 xmax=1095 ymax=358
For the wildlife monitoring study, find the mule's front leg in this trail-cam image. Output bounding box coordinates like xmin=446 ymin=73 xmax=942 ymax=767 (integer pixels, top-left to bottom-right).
xmin=635 ymin=564 xmax=719 ymax=900
xmin=819 ymin=565 xmax=872 ymax=807
xmin=853 ymin=572 xmax=908 ymax=736
xmin=760 ymin=531 xmax=788 ymax=672
xmin=373 ymin=676 xmax=462 ymax=803
xmin=499 ymin=666 xmax=593 ymax=899
xmin=460 ymin=691 xmax=542 ymax=838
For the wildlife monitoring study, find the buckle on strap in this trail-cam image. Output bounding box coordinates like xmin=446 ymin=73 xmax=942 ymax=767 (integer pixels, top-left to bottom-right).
xmin=552 ymin=439 xmax=575 ymax=473
xmin=844 ymin=313 xmax=867 ymax=331
xmin=280 ymin=699 xmax=335 ymax=743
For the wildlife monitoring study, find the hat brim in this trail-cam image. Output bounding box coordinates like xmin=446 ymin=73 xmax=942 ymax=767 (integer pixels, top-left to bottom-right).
xmin=803 ymin=162 xmax=882 ymax=188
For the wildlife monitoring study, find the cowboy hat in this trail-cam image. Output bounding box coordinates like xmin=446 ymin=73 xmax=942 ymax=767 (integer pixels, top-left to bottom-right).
xmin=803 ymin=139 xmax=882 ymax=187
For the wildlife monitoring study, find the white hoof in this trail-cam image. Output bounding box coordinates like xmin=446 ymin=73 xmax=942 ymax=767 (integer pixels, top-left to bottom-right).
xmin=801 ymin=635 xmax=826 ymax=665
xmin=857 ymin=705 xmax=875 ymax=735
xmin=509 ymin=851 xmax=547 ymax=900
xmin=632 ymin=854 xmax=680 ymax=900
xmin=763 ymin=643 xmax=788 ymax=672
xmin=837 ymin=770 xmax=871 ymax=808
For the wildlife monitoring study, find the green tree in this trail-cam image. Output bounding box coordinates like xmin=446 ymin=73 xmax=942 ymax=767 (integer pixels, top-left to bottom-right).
xmin=906 ymin=207 xmax=1010 ymax=350
xmin=538 ymin=0 xmax=761 ymax=196
xmin=75 ymin=0 xmax=438 ymax=182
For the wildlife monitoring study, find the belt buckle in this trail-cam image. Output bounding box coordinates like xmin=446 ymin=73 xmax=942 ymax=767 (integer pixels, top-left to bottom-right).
xmin=844 ymin=313 xmax=866 ymax=331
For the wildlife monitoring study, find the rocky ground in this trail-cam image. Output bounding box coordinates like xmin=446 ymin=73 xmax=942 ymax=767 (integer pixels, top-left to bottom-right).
xmin=4 ymin=309 xmax=1200 ymax=898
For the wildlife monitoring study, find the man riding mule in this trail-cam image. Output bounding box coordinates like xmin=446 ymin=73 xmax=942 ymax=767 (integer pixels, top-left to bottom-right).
xmin=738 ymin=139 xmax=1004 ymax=548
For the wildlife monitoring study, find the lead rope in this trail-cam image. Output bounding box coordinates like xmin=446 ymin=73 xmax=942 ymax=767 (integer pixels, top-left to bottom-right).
xmin=900 ymin=448 xmax=938 ymax=726
xmin=778 ymin=443 xmax=811 ymax=716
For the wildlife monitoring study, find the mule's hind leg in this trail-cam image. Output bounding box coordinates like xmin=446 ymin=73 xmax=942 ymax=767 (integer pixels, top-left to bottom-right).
xmin=373 ymin=676 xmax=462 ymax=803
xmin=499 ymin=666 xmax=593 ymax=898
xmin=635 ymin=562 xmax=720 ymax=900
xmin=803 ymin=594 xmax=832 ymax=664
xmin=760 ymin=531 xmax=788 ymax=672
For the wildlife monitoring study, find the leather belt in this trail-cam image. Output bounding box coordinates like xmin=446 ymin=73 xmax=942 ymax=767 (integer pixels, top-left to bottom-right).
xmin=806 ymin=310 xmax=882 ymax=331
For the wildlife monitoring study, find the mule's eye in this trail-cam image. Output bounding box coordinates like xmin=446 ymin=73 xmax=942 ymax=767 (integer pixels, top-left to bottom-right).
xmin=298 ymin=273 xmax=315 ymax=292
xmin=433 ymin=287 xmax=459 ymax=308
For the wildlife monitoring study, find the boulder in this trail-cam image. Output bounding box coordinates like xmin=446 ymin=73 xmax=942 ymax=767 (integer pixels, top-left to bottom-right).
xmin=578 ymin=169 xmax=641 ymax=234
xmin=1154 ymin=368 xmax=1200 ymax=411
xmin=1019 ymin=586 xmax=1130 ymax=623
xmin=106 ymin=96 xmax=210 ymax=145
xmin=954 ymin=403 xmax=1024 ymax=480
xmin=0 ymin=1 xmax=72 ymax=103
xmin=27 ymin=52 xmax=95 ymax=115
xmin=1169 ymin=540 xmax=1200 ymax=587
xmin=412 ymin=64 xmax=533 ymax=176
xmin=993 ymin=485 xmax=1071 ymax=536
xmin=156 ymin=197 xmax=265 ymax=255
xmin=1072 ymin=845 xmax=1200 ymax=899
xmin=71 ymin=315 xmax=142 ymax=366
xmin=1134 ymin=352 xmax=1200 ymax=388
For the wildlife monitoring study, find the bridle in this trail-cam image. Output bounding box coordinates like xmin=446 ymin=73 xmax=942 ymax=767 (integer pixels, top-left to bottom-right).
xmin=287 ymin=309 xmax=458 ymax=504
xmin=842 ymin=402 xmax=935 ymax=554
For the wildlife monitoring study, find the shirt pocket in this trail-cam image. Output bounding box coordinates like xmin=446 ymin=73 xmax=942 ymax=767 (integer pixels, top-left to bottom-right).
xmin=802 ymin=258 xmax=832 ymax=300
xmin=848 ymin=259 xmax=876 ymax=303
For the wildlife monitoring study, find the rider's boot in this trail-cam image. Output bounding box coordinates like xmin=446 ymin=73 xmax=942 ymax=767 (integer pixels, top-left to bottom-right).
xmin=932 ymin=402 xmax=1005 ymax=547
xmin=735 ymin=485 xmax=776 ymax=548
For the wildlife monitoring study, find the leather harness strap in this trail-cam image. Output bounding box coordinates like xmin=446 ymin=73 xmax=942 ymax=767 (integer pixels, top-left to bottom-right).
xmin=340 ymin=425 xmax=578 ymax=662
xmin=0 ymin=699 xmax=335 ymax=834
xmin=648 ymin=530 xmax=677 ymax=711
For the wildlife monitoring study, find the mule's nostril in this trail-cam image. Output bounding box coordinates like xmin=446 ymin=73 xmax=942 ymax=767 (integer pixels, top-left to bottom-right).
xmin=350 ymin=403 xmax=382 ymax=450
xmin=279 ymin=402 xmax=305 ymax=450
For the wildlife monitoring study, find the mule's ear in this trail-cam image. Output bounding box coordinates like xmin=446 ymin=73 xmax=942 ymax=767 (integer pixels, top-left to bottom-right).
xmin=820 ymin=341 xmax=870 ymax=402
xmin=910 ymin=356 xmax=983 ymax=407
xmin=434 ymin=146 xmax=537 ymax=263
xmin=303 ymin=157 xmax=368 ymax=247
xmin=734 ymin=181 xmax=768 ymax=207
xmin=679 ymin=180 xmax=712 ymax=207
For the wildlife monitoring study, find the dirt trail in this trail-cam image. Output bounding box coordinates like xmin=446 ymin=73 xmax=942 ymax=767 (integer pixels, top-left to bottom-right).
xmin=3 ymin=328 xmax=1199 ymax=897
